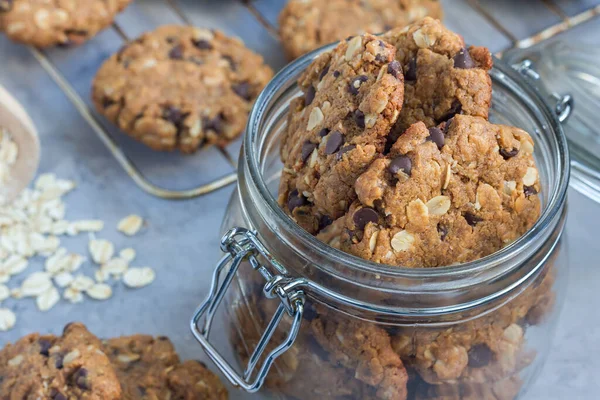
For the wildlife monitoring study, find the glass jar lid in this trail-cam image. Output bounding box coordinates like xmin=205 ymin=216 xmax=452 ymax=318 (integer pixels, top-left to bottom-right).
xmin=505 ymin=41 xmax=600 ymax=203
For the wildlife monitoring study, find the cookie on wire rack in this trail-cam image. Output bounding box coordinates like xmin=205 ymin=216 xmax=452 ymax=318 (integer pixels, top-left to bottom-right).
xmin=0 ymin=0 xmax=132 ymax=48
xmin=92 ymin=25 xmax=273 ymax=153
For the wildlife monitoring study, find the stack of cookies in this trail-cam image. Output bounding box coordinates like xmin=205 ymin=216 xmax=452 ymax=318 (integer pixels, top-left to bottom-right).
xmin=231 ymin=16 xmax=547 ymax=400
xmin=0 ymin=322 xmax=228 ymax=399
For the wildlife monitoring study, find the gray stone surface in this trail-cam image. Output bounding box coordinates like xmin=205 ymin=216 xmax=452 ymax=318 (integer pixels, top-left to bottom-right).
xmin=0 ymin=1 xmax=599 ymax=399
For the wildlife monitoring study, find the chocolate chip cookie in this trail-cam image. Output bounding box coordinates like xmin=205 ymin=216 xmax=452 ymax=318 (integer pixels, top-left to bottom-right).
xmin=331 ymin=114 xmax=541 ymax=268
xmin=0 ymin=0 xmax=132 ymax=47
xmin=279 ymin=0 xmax=443 ymax=60
xmin=382 ymin=17 xmax=493 ymax=134
xmin=0 ymin=322 xmax=121 ymax=399
xmin=278 ymin=33 xmax=405 ymax=234
xmin=104 ymin=334 xmax=227 ymax=399
xmin=92 ymin=25 xmax=273 ymax=153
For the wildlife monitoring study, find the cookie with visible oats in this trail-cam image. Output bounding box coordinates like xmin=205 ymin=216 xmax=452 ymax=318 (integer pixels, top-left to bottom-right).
xmin=0 ymin=0 xmax=132 ymax=48
xmin=382 ymin=17 xmax=493 ymax=136
xmin=92 ymin=25 xmax=273 ymax=153
xmin=104 ymin=334 xmax=228 ymax=400
xmin=278 ymin=33 xmax=405 ymax=234
xmin=0 ymin=322 xmax=121 ymax=399
xmin=327 ymin=114 xmax=541 ymax=268
xmin=279 ymin=0 xmax=443 ymax=60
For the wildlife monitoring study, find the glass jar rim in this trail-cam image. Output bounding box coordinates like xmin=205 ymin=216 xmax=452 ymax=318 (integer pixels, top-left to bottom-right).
xmin=243 ymin=43 xmax=570 ymax=284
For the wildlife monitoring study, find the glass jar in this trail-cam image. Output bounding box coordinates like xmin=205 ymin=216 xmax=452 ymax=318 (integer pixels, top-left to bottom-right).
xmin=191 ymin=44 xmax=571 ymax=400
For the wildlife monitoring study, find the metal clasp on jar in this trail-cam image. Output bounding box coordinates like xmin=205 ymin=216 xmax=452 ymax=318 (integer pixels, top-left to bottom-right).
xmin=512 ymin=59 xmax=574 ymax=123
xmin=190 ymin=227 xmax=306 ymax=393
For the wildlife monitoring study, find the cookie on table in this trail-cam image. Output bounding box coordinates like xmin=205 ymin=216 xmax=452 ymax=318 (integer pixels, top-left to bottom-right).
xmin=0 ymin=0 xmax=132 ymax=48
xmin=0 ymin=322 xmax=121 ymax=399
xmin=382 ymin=17 xmax=493 ymax=134
xmin=104 ymin=334 xmax=228 ymax=399
xmin=278 ymin=33 xmax=405 ymax=235
xmin=92 ymin=25 xmax=273 ymax=153
xmin=279 ymin=0 xmax=443 ymax=60
xmin=323 ymin=114 xmax=541 ymax=268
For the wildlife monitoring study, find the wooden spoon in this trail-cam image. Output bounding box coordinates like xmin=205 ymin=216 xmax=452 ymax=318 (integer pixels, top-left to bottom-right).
xmin=0 ymin=84 xmax=40 ymax=204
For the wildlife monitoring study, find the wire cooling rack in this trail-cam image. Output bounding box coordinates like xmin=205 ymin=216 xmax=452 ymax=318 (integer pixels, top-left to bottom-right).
xmin=24 ymin=0 xmax=600 ymax=200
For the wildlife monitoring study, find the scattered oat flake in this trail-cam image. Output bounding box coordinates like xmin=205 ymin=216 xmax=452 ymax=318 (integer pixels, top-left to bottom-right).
xmin=72 ymin=220 xmax=104 ymax=233
xmin=119 ymin=248 xmax=136 ymax=263
xmin=21 ymin=272 xmax=53 ymax=297
xmin=117 ymin=215 xmax=143 ymax=236
xmin=54 ymin=272 xmax=74 ymax=288
xmin=3 ymin=254 xmax=28 ymax=275
xmin=64 ymin=287 xmax=83 ymax=303
xmin=0 ymin=308 xmax=16 ymax=331
xmin=102 ymin=258 xmax=128 ymax=275
xmin=123 ymin=267 xmax=155 ymax=288
xmin=36 ymin=286 xmax=60 ymax=311
xmin=94 ymin=269 xmax=110 ymax=283
xmin=86 ymin=283 xmax=112 ymax=300
xmin=0 ymin=284 xmax=9 ymax=301
xmin=70 ymin=275 xmax=94 ymax=291
xmin=89 ymin=239 xmax=114 ymax=264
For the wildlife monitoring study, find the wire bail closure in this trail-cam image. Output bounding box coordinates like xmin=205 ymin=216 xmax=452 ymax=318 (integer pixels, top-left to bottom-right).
xmin=190 ymin=227 xmax=306 ymax=393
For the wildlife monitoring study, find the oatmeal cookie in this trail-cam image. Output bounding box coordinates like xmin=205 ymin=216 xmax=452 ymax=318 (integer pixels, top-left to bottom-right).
xmin=0 ymin=0 xmax=131 ymax=47
xmin=0 ymin=322 xmax=121 ymax=399
xmin=329 ymin=115 xmax=541 ymax=268
xmin=382 ymin=17 xmax=493 ymax=134
xmin=104 ymin=334 xmax=228 ymax=400
xmin=92 ymin=25 xmax=273 ymax=153
xmin=279 ymin=0 xmax=443 ymax=60
xmin=278 ymin=33 xmax=405 ymax=234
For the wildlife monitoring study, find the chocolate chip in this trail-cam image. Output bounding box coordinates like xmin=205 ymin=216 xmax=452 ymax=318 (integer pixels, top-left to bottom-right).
xmin=333 ymin=70 xmax=341 ymax=78
xmin=287 ymin=190 xmax=307 ymax=212
xmin=499 ymin=148 xmax=519 ymax=159
xmin=318 ymin=128 xmax=330 ymax=137
xmin=301 ymin=141 xmax=317 ymax=162
xmin=319 ymin=66 xmax=330 ymax=80
xmin=73 ymin=367 xmax=89 ymax=390
xmin=524 ymin=185 xmax=538 ymax=197
xmin=389 ymin=155 xmax=412 ymax=176
xmin=437 ymin=224 xmax=449 ymax=240
xmin=405 ymin=57 xmax=417 ymax=81
xmin=336 ymin=144 xmax=356 ymax=160
xmin=193 ymin=39 xmax=212 ymax=50
xmin=468 ymin=344 xmax=494 ymax=368
xmin=438 ymin=100 xmax=462 ymax=123
xmin=102 ymin=97 xmax=116 ymax=109
xmin=204 ymin=114 xmax=225 ymax=134
xmin=387 ymin=60 xmax=402 ymax=79
xmin=426 ymin=127 xmax=445 ymax=150
xmin=55 ymin=354 xmax=64 ymax=369
xmin=303 ymin=303 xmax=318 ymax=321
xmin=464 ymin=212 xmax=483 ymax=227
xmin=222 ymin=55 xmax=237 ymax=71
xmin=454 ymin=48 xmax=476 ymax=69
xmin=305 ymin=85 xmax=316 ymax=106
xmin=39 ymin=339 xmax=52 ymax=356
xmin=232 ymin=81 xmax=252 ymax=101
xmin=375 ymin=53 xmax=387 ymax=63
xmin=318 ymin=215 xmax=333 ymax=230
xmin=325 ymin=131 xmax=344 ymax=154
xmin=353 ymin=110 xmax=365 ymax=129
xmin=353 ymin=207 xmax=379 ymax=230
xmin=168 ymin=45 xmax=184 ymax=60
xmin=162 ymin=106 xmax=187 ymax=127
xmin=348 ymin=75 xmax=368 ymax=95
xmin=0 ymin=0 xmax=13 ymax=12
xmin=443 ymin=117 xmax=454 ymax=134
xmin=50 ymin=389 xmax=67 ymax=400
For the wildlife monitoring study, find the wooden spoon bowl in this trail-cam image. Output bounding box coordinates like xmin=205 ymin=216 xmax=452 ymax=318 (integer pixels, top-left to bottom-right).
xmin=0 ymin=85 xmax=40 ymax=204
